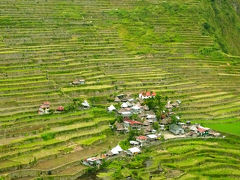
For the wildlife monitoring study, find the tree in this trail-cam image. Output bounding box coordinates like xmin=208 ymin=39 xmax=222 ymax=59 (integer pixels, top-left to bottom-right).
xmin=128 ymin=129 xmax=139 ymax=141
xmin=144 ymin=95 xmax=167 ymax=117
xmin=171 ymin=115 xmax=178 ymax=124
xmin=153 ymin=122 xmax=159 ymax=131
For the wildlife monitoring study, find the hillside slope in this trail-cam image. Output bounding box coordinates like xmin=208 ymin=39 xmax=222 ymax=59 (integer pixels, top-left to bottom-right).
xmin=200 ymin=0 xmax=240 ymax=55
xmin=0 ymin=0 xmax=240 ymax=179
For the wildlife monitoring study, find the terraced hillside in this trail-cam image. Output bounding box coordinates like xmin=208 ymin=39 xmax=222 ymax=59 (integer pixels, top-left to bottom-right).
xmin=98 ymin=137 xmax=240 ymax=179
xmin=0 ymin=0 xmax=240 ymax=179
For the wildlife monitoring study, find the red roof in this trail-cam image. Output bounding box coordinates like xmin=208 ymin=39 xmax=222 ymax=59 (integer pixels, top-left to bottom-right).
xmin=43 ymin=101 xmax=50 ymax=105
xmin=124 ymin=119 xmax=143 ymax=125
xmin=137 ymin=136 xmax=147 ymax=140
xmin=40 ymin=104 xmax=49 ymax=109
xmin=57 ymin=106 xmax=64 ymax=111
xmin=146 ymin=92 xmax=151 ymax=96
xmin=198 ymin=128 xmax=207 ymax=133
xmin=141 ymin=91 xmax=156 ymax=97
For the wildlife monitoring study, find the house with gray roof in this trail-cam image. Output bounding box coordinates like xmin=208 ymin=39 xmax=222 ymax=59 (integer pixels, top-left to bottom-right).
xmin=169 ymin=124 xmax=184 ymax=135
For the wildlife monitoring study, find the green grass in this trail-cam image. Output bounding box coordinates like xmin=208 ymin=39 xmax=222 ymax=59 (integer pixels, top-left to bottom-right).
xmin=203 ymin=121 xmax=240 ymax=136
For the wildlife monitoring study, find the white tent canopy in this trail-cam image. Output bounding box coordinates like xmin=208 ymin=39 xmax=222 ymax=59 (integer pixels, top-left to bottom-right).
xmin=132 ymin=105 xmax=141 ymax=110
xmin=130 ymin=141 xmax=139 ymax=145
xmin=82 ymin=100 xmax=90 ymax=108
xmin=147 ymin=114 xmax=156 ymax=119
xmin=147 ymin=134 xmax=157 ymax=139
xmin=121 ymin=102 xmax=128 ymax=108
xmin=111 ymin=145 xmax=123 ymax=155
xmin=128 ymin=147 xmax=141 ymax=154
xmin=108 ymin=105 xmax=116 ymax=112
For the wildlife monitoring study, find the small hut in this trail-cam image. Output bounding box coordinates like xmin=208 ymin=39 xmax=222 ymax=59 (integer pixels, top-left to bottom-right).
xmin=82 ymin=100 xmax=90 ymax=109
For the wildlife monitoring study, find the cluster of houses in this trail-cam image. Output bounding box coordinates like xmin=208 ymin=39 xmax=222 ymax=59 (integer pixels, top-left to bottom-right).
xmin=168 ymin=122 xmax=221 ymax=137
xmin=70 ymin=79 xmax=85 ymax=85
xmin=107 ymin=92 xmax=220 ymax=137
xmin=38 ymin=99 xmax=91 ymax=115
xmin=38 ymin=91 xmax=221 ymax=167
xmin=82 ymin=92 xmax=222 ymax=167
xmin=38 ymin=101 xmax=51 ymax=115
xmin=38 ymin=102 xmax=65 ymax=115
xmin=82 ymin=154 xmax=106 ymax=167
xmin=108 ymin=92 xmax=182 ymax=134
xmin=182 ymin=123 xmax=220 ymax=137
xmin=83 ymin=133 xmax=161 ymax=167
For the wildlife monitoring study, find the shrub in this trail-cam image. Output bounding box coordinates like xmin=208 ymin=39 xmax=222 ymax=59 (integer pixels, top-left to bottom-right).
xmin=199 ymin=46 xmax=218 ymax=55
xmin=202 ymin=22 xmax=210 ymax=31
xmin=153 ymin=122 xmax=159 ymax=131
xmin=119 ymin=140 xmax=130 ymax=150
xmin=41 ymin=132 xmax=56 ymax=141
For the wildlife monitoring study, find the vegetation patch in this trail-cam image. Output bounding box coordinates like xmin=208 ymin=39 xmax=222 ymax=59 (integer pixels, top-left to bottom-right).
xmin=41 ymin=132 xmax=56 ymax=141
xmin=203 ymin=121 xmax=240 ymax=136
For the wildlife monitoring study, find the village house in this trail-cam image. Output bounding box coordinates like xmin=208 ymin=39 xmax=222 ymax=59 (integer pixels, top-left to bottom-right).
xmin=147 ymin=134 xmax=158 ymax=141
xmin=197 ymin=126 xmax=209 ymax=136
xmin=146 ymin=114 xmax=157 ymax=123
xmin=139 ymin=91 xmax=156 ymax=100
xmin=136 ymin=136 xmax=148 ymax=145
xmin=117 ymin=94 xmax=126 ymax=99
xmin=110 ymin=145 xmax=123 ymax=156
xmin=108 ymin=104 xmax=116 ymax=112
xmin=126 ymin=101 xmax=132 ymax=107
xmin=169 ymin=124 xmax=185 ymax=135
xmin=123 ymin=118 xmax=143 ymax=129
xmin=71 ymin=79 xmax=85 ymax=85
xmin=165 ymin=101 xmax=173 ymax=110
xmin=165 ymin=100 xmax=181 ymax=110
xmin=130 ymin=141 xmax=140 ymax=146
xmin=189 ymin=124 xmax=210 ymax=136
xmin=83 ymin=157 xmax=101 ymax=166
xmin=38 ymin=101 xmax=50 ymax=115
xmin=143 ymin=120 xmax=150 ymax=126
xmin=118 ymin=108 xmax=132 ymax=117
xmin=208 ymin=130 xmax=221 ymax=137
xmin=139 ymin=111 xmax=147 ymax=119
xmin=82 ymin=100 xmax=90 ymax=109
xmin=131 ymin=105 xmax=141 ymax=114
xmin=128 ymin=98 xmax=135 ymax=103
xmin=143 ymin=125 xmax=153 ymax=135
xmin=117 ymin=94 xmax=128 ymax=102
xmin=127 ymin=147 xmax=141 ymax=156
xmin=161 ymin=117 xmax=172 ymax=125
xmin=121 ymin=102 xmax=129 ymax=108
xmin=172 ymin=102 xmax=179 ymax=108
xmin=178 ymin=122 xmax=185 ymax=127
xmin=190 ymin=125 xmax=198 ymax=133
xmin=143 ymin=104 xmax=149 ymax=111
xmin=160 ymin=124 xmax=165 ymax=130
xmin=114 ymin=96 xmax=121 ymax=103
xmin=56 ymin=106 xmax=64 ymax=112
xmin=115 ymin=122 xmax=125 ymax=132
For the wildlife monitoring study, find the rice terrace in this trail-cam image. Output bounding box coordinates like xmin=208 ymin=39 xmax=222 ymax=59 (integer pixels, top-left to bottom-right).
xmin=0 ymin=0 xmax=240 ymax=179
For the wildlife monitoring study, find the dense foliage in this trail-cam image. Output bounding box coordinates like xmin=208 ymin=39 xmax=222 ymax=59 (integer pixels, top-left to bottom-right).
xmin=200 ymin=0 xmax=240 ymax=55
